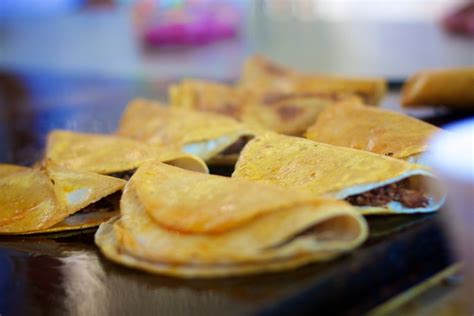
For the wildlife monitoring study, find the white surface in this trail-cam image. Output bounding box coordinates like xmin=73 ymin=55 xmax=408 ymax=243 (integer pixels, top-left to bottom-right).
xmin=428 ymin=118 xmax=474 ymax=297
xmin=428 ymin=119 xmax=474 ymax=182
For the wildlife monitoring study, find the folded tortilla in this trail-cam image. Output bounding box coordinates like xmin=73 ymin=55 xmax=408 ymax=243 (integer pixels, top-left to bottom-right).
xmin=46 ymin=130 xmax=208 ymax=177
xmin=117 ymin=99 xmax=256 ymax=164
xmin=402 ymin=68 xmax=474 ymax=108
xmin=304 ymin=102 xmax=440 ymax=163
xmin=239 ymin=55 xmax=387 ymax=105
xmin=0 ymin=163 xmax=125 ymax=234
xmin=233 ymin=134 xmax=445 ymax=215
xmin=170 ymin=79 xmax=361 ymax=136
xmin=95 ymin=162 xmax=368 ymax=278
xmin=169 ymin=79 xmax=246 ymax=120
xmin=241 ymin=91 xmax=362 ymax=136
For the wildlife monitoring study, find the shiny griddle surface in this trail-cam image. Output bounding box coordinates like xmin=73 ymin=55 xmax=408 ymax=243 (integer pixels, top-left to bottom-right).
xmin=0 ymin=70 xmax=466 ymax=315
xmin=0 ymin=215 xmax=449 ymax=316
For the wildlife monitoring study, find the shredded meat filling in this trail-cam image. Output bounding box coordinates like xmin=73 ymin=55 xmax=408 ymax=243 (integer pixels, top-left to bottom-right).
xmin=220 ymin=137 xmax=252 ymax=155
xmin=78 ymin=191 xmax=122 ymax=214
xmin=345 ymin=180 xmax=429 ymax=208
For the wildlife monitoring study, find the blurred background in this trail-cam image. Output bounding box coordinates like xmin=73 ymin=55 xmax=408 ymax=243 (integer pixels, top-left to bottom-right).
xmin=0 ymin=0 xmax=473 ymax=164
xmin=1 ymin=0 xmax=473 ymax=81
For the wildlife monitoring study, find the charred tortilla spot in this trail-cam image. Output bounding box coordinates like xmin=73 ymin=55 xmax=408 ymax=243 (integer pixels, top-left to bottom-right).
xmin=262 ymin=93 xmax=285 ymax=105
xmin=277 ymin=106 xmax=304 ymax=121
xmin=345 ymin=180 xmax=429 ymax=209
xmin=355 ymin=91 xmax=371 ymax=102
xmin=263 ymin=63 xmax=289 ymax=76
xmin=216 ymin=103 xmax=240 ymax=118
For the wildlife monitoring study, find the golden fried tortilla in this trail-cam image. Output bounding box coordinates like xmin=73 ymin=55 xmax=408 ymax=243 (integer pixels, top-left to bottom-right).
xmin=304 ymin=102 xmax=440 ymax=162
xmin=27 ymin=210 xmax=120 ymax=234
xmin=169 ymin=79 xmax=246 ymax=119
xmin=0 ymin=165 xmax=58 ymax=228
xmin=95 ymin=162 xmax=368 ymax=278
xmin=239 ymin=55 xmax=387 ymax=105
xmin=233 ymin=134 xmax=445 ymax=215
xmin=46 ymin=130 xmax=208 ymax=175
xmin=0 ymin=163 xmax=125 ymax=234
xmin=170 ymin=79 xmax=362 ymax=136
xmin=117 ymin=99 xmax=256 ymax=164
xmin=242 ymin=91 xmax=362 ymax=136
xmin=402 ymin=68 xmax=474 ymax=108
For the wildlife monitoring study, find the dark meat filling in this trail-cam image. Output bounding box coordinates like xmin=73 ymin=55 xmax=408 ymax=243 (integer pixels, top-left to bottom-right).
xmin=78 ymin=191 xmax=122 ymax=214
xmin=345 ymin=180 xmax=429 ymax=208
xmin=220 ymin=136 xmax=252 ymax=156
xmin=107 ymin=169 xmax=136 ymax=181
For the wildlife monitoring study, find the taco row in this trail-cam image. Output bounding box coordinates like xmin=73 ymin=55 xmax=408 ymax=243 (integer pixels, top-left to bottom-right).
xmin=0 ymin=55 xmax=448 ymax=278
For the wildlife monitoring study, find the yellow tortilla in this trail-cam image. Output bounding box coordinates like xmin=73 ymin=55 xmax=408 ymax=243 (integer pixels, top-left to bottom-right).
xmin=14 ymin=210 xmax=119 ymax=235
xmin=0 ymin=164 xmax=59 ymax=229
xmin=239 ymin=55 xmax=387 ymax=105
xmin=169 ymin=79 xmax=246 ymax=119
xmin=170 ymin=79 xmax=361 ymax=136
xmin=45 ymin=162 xmax=125 ymax=221
xmin=0 ymin=163 xmax=125 ymax=234
xmin=233 ymin=133 xmax=445 ymax=215
xmin=117 ymin=98 xmax=255 ymax=163
xmin=0 ymin=164 xmax=28 ymax=177
xmin=304 ymin=102 xmax=440 ymax=161
xmin=95 ymin=162 xmax=367 ymax=278
xmin=402 ymin=68 xmax=474 ymax=108
xmin=46 ymin=130 xmax=208 ymax=174
xmin=241 ymin=91 xmax=362 ymax=136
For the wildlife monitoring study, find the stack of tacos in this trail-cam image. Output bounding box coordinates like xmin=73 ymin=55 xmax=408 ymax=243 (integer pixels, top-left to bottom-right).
xmin=170 ymin=79 xmax=362 ymax=136
xmin=239 ymin=55 xmax=387 ymax=105
xmin=304 ymin=101 xmax=440 ymax=164
xmin=0 ymin=163 xmax=125 ymax=234
xmin=117 ymin=99 xmax=256 ymax=165
xmin=96 ymin=162 xmax=368 ymax=278
xmin=1 ymin=54 xmax=450 ymax=278
xmin=233 ymin=133 xmax=445 ymax=215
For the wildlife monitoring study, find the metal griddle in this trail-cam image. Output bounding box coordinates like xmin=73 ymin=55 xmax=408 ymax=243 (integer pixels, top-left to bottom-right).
xmin=0 ymin=70 xmax=469 ymax=316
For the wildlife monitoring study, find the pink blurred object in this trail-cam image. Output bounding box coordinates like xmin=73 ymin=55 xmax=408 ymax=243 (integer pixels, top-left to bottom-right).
xmin=441 ymin=2 xmax=474 ymax=37
xmin=143 ymin=4 xmax=239 ymax=47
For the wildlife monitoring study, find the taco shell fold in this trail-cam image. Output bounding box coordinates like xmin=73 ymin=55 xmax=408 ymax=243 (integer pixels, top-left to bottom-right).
xmin=95 ymin=162 xmax=368 ymax=278
xmin=233 ymin=134 xmax=445 ymax=215
xmin=0 ymin=165 xmax=59 ymax=230
xmin=117 ymin=99 xmax=256 ymax=164
xmin=239 ymin=55 xmax=387 ymax=105
xmin=170 ymin=79 xmax=362 ymax=136
xmin=241 ymin=91 xmax=362 ymax=136
xmin=304 ymin=102 xmax=440 ymax=162
xmin=401 ymin=68 xmax=474 ymax=108
xmin=169 ymin=79 xmax=246 ymax=119
xmin=0 ymin=163 xmax=125 ymax=234
xmin=46 ymin=130 xmax=208 ymax=175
